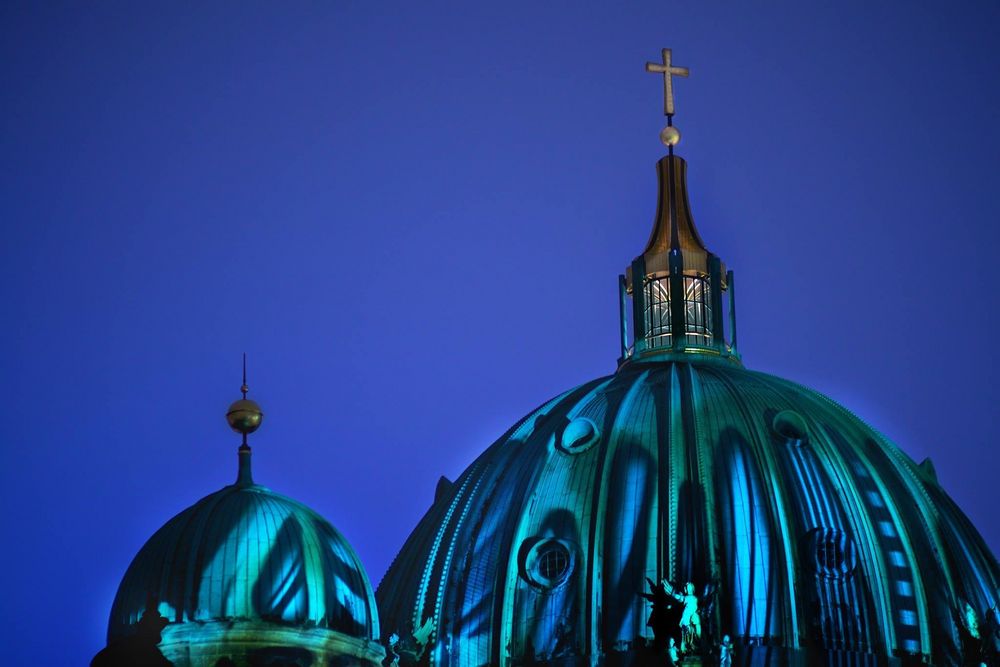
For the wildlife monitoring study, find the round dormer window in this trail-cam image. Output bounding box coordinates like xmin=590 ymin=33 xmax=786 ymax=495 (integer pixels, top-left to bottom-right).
xmin=772 ymin=410 xmax=808 ymax=446
xmin=557 ymin=417 xmax=600 ymax=454
xmin=521 ymin=539 xmax=574 ymax=589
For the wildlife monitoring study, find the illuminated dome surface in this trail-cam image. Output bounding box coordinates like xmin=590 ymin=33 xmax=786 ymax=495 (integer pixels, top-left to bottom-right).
xmin=108 ymin=448 xmax=383 ymax=666
xmin=378 ymin=358 xmax=1000 ymax=665
xmin=377 ymin=144 xmax=1000 ymax=664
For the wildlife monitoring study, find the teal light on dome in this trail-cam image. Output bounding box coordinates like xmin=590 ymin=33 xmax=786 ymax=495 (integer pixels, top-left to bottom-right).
xmin=377 ymin=361 xmax=1000 ymax=665
xmin=95 ymin=367 xmax=385 ymax=667
xmin=376 ymin=50 xmax=1000 ymax=666
xmin=109 ymin=477 xmax=379 ymax=640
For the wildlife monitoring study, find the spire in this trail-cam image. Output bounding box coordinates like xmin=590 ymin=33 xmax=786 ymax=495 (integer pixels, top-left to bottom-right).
xmin=641 ymin=155 xmax=711 ymax=275
xmin=642 ymin=47 xmax=706 ymax=270
xmin=616 ymin=50 xmax=739 ymax=366
xmin=226 ymin=353 xmax=264 ymax=485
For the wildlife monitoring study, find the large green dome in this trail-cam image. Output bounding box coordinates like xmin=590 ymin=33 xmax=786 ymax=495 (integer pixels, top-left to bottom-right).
xmin=107 ymin=448 xmax=384 ymax=667
xmin=376 ymin=149 xmax=1000 ymax=666
xmin=377 ymin=358 xmax=1000 ymax=665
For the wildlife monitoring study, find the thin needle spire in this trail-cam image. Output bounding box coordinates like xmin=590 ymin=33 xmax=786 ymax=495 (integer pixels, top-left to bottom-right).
xmin=241 ymin=352 xmax=248 ymax=398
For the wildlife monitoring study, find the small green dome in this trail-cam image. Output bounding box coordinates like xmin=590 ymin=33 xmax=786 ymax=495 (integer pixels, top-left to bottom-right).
xmin=108 ymin=464 xmax=383 ymax=666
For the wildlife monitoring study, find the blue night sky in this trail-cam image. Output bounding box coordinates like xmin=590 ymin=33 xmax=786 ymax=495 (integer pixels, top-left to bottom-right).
xmin=2 ymin=2 xmax=999 ymax=663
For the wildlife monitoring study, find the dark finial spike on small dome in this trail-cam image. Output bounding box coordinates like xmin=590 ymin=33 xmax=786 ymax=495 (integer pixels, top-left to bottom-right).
xmin=241 ymin=352 xmax=248 ymax=398
xmin=226 ymin=354 xmax=263 ymax=483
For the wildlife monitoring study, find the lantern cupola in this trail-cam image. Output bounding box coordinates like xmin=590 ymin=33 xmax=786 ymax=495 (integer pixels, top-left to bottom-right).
xmin=618 ymin=49 xmax=739 ymax=365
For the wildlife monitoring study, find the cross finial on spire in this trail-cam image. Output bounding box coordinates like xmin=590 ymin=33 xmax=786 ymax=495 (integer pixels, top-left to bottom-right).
xmin=645 ymin=48 xmax=689 ymax=117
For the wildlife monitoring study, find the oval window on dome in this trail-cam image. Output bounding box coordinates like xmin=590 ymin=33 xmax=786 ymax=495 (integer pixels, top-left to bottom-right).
xmin=539 ymin=544 xmax=569 ymax=579
xmin=772 ymin=410 xmax=808 ymax=446
xmin=557 ymin=417 xmax=599 ymax=454
xmin=805 ymin=528 xmax=858 ymax=580
xmin=521 ymin=539 xmax=574 ymax=589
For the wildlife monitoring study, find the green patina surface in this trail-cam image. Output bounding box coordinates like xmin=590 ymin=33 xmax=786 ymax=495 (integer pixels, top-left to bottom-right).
xmin=107 ymin=449 xmax=384 ymax=666
xmin=376 ymin=151 xmax=1000 ymax=666
xmin=377 ymin=358 xmax=1000 ymax=665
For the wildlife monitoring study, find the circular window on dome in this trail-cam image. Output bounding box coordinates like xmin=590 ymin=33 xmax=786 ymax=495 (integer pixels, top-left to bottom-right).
xmin=556 ymin=417 xmax=600 ymax=454
xmin=772 ymin=410 xmax=808 ymax=446
xmin=520 ymin=539 xmax=574 ymax=589
xmin=805 ymin=528 xmax=858 ymax=580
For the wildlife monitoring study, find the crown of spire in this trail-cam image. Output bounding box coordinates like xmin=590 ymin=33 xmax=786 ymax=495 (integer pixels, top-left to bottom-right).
xmin=615 ymin=50 xmax=739 ymax=367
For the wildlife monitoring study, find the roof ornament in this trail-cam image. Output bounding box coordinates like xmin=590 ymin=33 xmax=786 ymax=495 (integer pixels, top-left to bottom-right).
xmin=645 ymin=48 xmax=688 ymax=149
xmin=226 ymin=353 xmax=263 ymax=485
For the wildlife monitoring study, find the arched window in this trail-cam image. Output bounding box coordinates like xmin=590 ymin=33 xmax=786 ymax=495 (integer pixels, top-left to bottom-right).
xmin=643 ymin=276 xmax=672 ymax=348
xmin=642 ymin=274 xmax=713 ymax=349
xmin=682 ymin=275 xmax=712 ymax=346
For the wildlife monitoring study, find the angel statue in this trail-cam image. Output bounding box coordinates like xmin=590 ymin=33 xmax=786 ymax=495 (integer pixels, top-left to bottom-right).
xmin=667 ymin=637 xmax=680 ymax=665
xmin=718 ymin=634 xmax=734 ymax=667
xmin=640 ymin=577 xmax=675 ymax=652
xmin=382 ymin=633 xmax=400 ymax=667
xmin=662 ymin=580 xmax=700 ymax=651
xmin=389 ymin=617 xmax=436 ymax=665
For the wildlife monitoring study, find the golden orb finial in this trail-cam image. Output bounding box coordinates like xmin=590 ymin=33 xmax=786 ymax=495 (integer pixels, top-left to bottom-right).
xmin=659 ymin=126 xmax=681 ymax=147
xmin=227 ymin=353 xmax=263 ymax=444
xmin=227 ymin=398 xmax=263 ymax=435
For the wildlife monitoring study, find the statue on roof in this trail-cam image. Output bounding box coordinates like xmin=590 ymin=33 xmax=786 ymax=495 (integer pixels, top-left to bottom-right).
xmin=91 ymin=595 xmax=173 ymax=667
xmin=640 ymin=577 xmax=679 ymax=652
xmin=718 ymin=634 xmax=734 ymax=667
xmin=663 ymin=580 xmax=702 ymax=653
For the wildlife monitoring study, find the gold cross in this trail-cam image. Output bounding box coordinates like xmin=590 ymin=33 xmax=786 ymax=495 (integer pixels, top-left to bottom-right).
xmin=645 ymin=48 xmax=689 ymax=117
